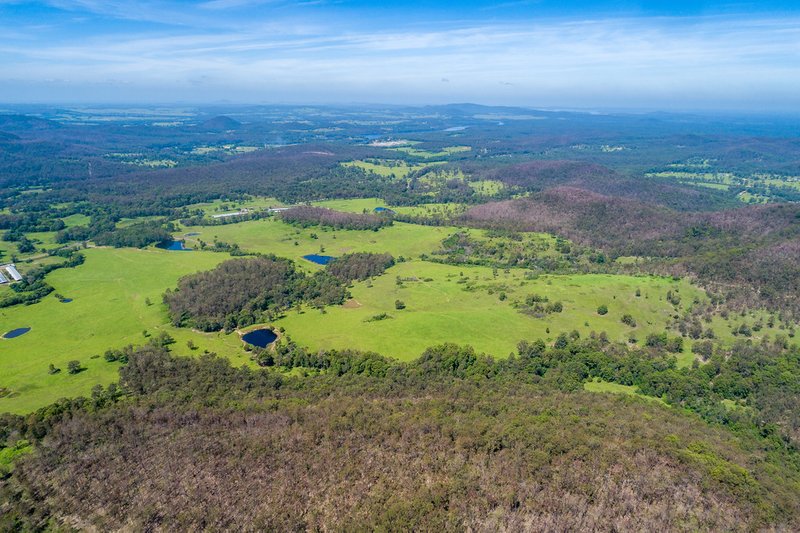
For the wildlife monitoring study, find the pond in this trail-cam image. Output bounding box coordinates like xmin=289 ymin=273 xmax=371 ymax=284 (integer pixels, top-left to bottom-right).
xmin=158 ymin=241 xmax=192 ymax=251
xmin=184 ymin=232 xmax=201 ymax=237
xmin=241 ymin=328 xmax=277 ymax=348
xmin=59 ymin=298 xmax=73 ymax=303
xmin=303 ymin=254 xmax=335 ymax=265
xmin=3 ymin=327 xmax=31 ymax=339
xmin=374 ymin=207 xmax=395 ymax=214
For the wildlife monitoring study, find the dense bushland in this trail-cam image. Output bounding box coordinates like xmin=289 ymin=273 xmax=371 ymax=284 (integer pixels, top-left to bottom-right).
xmin=1 ymin=343 xmax=799 ymax=531
xmin=326 ymin=252 xmax=395 ymax=282
xmin=92 ymin=220 xmax=174 ymax=248
xmin=280 ymin=205 xmax=392 ymax=231
xmin=163 ymin=256 xmax=347 ymax=331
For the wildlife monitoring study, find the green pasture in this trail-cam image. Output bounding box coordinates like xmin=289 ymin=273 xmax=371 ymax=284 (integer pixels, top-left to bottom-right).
xmin=390 ymin=145 xmax=471 ymax=158
xmin=178 ymin=218 xmax=461 ymax=266
xmin=2 ymin=216 xmax=792 ymax=415
xmin=276 ymin=260 xmax=704 ymax=362
xmin=467 ymin=179 xmax=506 ymax=196
xmin=183 ymin=196 xmax=286 ymax=216
xmin=313 ymin=198 xmax=468 ymax=217
xmin=0 ymin=247 xmax=249 ymax=414
xmin=583 ymin=378 xmax=667 ymax=404
xmin=341 ymin=159 xmax=434 ymax=179
xmin=62 ymin=213 xmax=91 ymax=227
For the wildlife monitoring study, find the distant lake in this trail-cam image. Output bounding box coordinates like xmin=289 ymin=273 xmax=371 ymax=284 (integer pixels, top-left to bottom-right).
xmin=242 ymin=328 xmax=277 ymax=348
xmin=158 ymin=241 xmax=192 ymax=251
xmin=59 ymin=298 xmax=73 ymax=303
xmin=303 ymin=254 xmax=335 ymax=265
xmin=374 ymin=207 xmax=395 ymax=213
xmin=3 ymin=327 xmax=31 ymax=339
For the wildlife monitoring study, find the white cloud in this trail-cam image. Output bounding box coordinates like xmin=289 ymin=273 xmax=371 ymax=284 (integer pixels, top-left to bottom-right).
xmin=0 ymin=13 xmax=799 ymax=109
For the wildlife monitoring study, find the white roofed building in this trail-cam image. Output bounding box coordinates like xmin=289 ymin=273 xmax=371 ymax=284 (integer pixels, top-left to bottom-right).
xmin=3 ymin=264 xmax=22 ymax=282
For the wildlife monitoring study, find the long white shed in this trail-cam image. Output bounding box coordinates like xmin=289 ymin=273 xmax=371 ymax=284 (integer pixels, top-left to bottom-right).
xmin=4 ymin=264 xmax=22 ymax=281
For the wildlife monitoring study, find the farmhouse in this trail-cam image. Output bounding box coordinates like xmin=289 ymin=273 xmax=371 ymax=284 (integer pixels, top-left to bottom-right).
xmin=212 ymin=208 xmax=250 ymax=219
xmin=1 ymin=263 xmax=22 ymax=282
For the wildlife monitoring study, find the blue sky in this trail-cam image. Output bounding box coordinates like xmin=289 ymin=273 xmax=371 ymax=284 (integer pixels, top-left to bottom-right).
xmin=1 ymin=1 xmax=799 ymax=110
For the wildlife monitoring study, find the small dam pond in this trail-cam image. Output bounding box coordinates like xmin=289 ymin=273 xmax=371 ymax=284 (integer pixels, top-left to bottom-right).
xmin=303 ymin=254 xmax=335 ymax=265
xmin=3 ymin=327 xmax=31 ymax=339
xmin=241 ymin=328 xmax=277 ymax=348
xmin=158 ymin=241 xmax=192 ymax=251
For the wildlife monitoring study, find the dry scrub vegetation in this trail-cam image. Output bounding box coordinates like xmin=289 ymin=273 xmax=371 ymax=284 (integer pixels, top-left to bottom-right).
xmin=2 ymin=347 xmax=798 ymax=531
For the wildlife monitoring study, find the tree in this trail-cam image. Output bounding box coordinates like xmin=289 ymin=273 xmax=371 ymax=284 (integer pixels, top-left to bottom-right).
xmin=597 ymin=304 xmax=608 ymax=315
xmin=395 ymin=299 xmax=406 ymax=310
xmin=67 ymin=360 xmax=82 ymax=374
xmin=48 ymin=363 xmax=60 ymax=374
xmin=554 ymin=333 xmax=569 ymax=349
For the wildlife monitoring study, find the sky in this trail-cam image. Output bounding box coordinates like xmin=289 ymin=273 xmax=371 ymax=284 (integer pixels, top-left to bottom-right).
xmin=1 ymin=1 xmax=799 ymax=111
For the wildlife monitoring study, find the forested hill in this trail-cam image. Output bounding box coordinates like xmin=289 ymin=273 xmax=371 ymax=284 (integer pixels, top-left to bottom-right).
xmin=2 ymin=343 xmax=799 ymax=531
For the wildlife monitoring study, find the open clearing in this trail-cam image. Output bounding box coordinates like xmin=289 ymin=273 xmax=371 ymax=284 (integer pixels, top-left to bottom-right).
xmin=178 ymin=218 xmax=459 ymax=266
xmin=277 ymin=260 xmax=704 ymax=361
xmin=0 ymin=247 xmax=248 ymax=414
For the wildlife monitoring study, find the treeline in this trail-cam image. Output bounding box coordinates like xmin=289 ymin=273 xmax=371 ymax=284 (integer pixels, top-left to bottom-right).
xmin=2 ymin=341 xmax=800 ymax=530
xmin=251 ymin=331 xmax=800 ymax=448
xmin=280 ymin=206 xmax=392 ymax=231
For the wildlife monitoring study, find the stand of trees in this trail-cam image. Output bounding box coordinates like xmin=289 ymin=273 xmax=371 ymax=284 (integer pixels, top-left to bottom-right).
xmin=92 ymin=221 xmax=174 ymax=248
xmin=164 ymin=256 xmax=348 ymax=332
xmin=280 ymin=206 xmax=392 ymax=231
xmin=326 ymin=252 xmax=395 ymax=282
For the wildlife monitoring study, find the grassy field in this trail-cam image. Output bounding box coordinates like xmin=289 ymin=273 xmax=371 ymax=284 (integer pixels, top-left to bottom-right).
xmin=178 ymin=218 xmax=461 ymax=267
xmin=646 ymin=170 xmax=800 ymax=203
xmin=276 ymin=260 xmax=704 ymax=361
xmin=313 ymin=198 xmax=468 ymax=217
xmin=0 ymin=247 xmax=250 ymax=414
xmin=341 ymin=159 xmax=438 ymax=179
xmin=62 ymin=213 xmax=91 ymax=227
xmin=583 ymin=378 xmax=666 ymax=404
xmin=390 ymin=145 xmax=471 ymax=158
xmin=2 ymin=215 xmax=792 ymax=414
xmin=467 ymin=179 xmax=506 ymax=196
xmin=183 ymin=196 xmax=286 ymax=216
